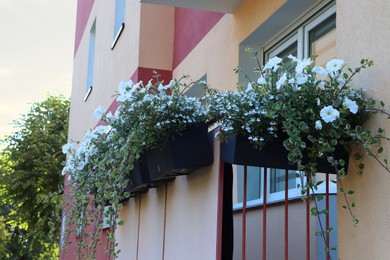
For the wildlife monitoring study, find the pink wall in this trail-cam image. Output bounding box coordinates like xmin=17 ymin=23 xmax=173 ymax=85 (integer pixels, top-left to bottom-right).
xmin=74 ymin=0 xmax=95 ymax=57
xmin=173 ymin=8 xmax=224 ymax=69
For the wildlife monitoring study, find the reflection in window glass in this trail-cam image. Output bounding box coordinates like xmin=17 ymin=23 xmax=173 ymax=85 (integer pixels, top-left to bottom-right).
xmin=277 ymin=43 xmax=298 ymax=63
xmin=270 ymin=169 xmax=297 ymax=193
xmin=234 ymin=166 xmax=262 ymax=203
xmin=309 ymin=14 xmax=336 ymax=66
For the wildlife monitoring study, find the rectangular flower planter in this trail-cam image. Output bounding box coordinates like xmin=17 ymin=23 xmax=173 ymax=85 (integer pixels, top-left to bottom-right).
xmin=124 ymin=158 xmax=153 ymax=197
xmin=122 ymin=157 xmax=175 ymax=198
xmin=220 ymin=134 xmax=349 ymax=174
xmin=146 ymin=123 xmax=214 ymax=182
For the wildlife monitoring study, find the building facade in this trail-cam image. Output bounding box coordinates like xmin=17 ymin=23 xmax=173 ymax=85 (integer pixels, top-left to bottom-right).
xmin=64 ymin=0 xmax=390 ymax=259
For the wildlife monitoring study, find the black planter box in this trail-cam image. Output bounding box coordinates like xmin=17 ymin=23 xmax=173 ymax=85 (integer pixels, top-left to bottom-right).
xmin=220 ymin=134 xmax=349 ymax=174
xmin=124 ymin=158 xmax=152 ymax=196
xmin=146 ymin=123 xmax=214 ymax=182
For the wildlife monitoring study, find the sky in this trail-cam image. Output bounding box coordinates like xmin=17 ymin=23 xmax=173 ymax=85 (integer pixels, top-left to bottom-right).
xmin=0 ymin=0 xmax=76 ymax=138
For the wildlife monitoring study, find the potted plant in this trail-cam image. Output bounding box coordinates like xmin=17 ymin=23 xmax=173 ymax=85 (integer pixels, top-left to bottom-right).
xmin=207 ymin=55 xmax=373 ymax=175
xmin=61 ymin=75 xmax=213 ymax=258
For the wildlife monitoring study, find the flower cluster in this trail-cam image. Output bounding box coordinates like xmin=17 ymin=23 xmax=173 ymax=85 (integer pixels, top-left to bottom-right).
xmin=207 ymin=55 xmax=374 ymax=166
xmin=61 ymin=76 xmax=209 ymax=257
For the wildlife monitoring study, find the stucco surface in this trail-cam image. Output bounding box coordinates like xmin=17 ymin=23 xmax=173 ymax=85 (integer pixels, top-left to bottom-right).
xmin=337 ymin=1 xmax=390 ymax=259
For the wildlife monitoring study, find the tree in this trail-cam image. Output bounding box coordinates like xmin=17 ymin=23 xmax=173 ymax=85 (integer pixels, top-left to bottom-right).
xmin=0 ymin=95 xmax=69 ymax=259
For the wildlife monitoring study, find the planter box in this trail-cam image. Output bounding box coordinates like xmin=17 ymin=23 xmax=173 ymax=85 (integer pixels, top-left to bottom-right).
xmin=124 ymin=158 xmax=153 ymax=197
xmin=220 ymin=134 xmax=349 ymax=174
xmin=146 ymin=123 xmax=214 ymax=182
xmin=123 ymin=157 xmax=175 ymax=198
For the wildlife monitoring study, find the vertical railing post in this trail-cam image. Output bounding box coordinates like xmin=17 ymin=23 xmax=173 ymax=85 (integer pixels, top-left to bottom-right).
xmin=284 ymin=169 xmax=289 ymax=260
xmin=263 ymin=167 xmax=267 ymax=260
xmin=306 ymin=175 xmax=310 ymax=260
xmin=326 ymin=174 xmax=330 ymax=260
xmin=242 ymin=165 xmax=247 ymax=260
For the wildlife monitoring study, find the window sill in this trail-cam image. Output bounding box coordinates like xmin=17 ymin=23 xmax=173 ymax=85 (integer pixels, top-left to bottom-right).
xmin=111 ymin=23 xmax=125 ymax=50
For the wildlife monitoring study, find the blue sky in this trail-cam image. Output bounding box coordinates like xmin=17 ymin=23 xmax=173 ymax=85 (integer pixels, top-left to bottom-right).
xmin=0 ymin=0 xmax=76 ymax=137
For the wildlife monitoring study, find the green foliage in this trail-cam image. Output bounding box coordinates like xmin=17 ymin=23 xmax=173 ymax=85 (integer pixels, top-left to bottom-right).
xmin=0 ymin=94 xmax=69 ymax=259
xmin=62 ymin=76 xmax=209 ymax=258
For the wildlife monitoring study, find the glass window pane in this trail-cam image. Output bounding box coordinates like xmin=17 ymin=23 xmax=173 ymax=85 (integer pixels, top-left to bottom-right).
xmin=270 ymin=169 xmax=297 ymax=193
xmin=233 ymin=165 xmax=262 ymax=203
xmin=309 ymin=14 xmax=336 ymax=66
xmin=277 ymin=43 xmax=298 ymax=63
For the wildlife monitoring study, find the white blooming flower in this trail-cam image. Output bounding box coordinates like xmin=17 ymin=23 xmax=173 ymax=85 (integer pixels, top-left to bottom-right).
xmin=326 ymin=59 xmax=344 ymax=74
xmin=246 ymin=82 xmax=253 ymax=92
xmin=315 ymin=120 xmax=322 ymax=130
xmin=257 ymin=76 xmax=266 ymax=84
xmin=62 ymin=143 xmax=75 ymax=154
xmin=263 ymin=56 xmax=283 ymax=72
xmin=295 ymin=58 xmax=312 ymax=74
xmin=312 ymin=66 xmax=328 ymax=77
xmin=344 ymin=97 xmax=358 ymax=114
xmin=320 ymin=105 xmax=340 ymax=123
xmin=93 ymin=106 xmax=106 ymax=120
xmin=296 ymin=74 xmax=308 ymax=85
xmin=288 ymin=54 xmax=299 ymax=62
xmin=276 ymin=73 xmax=287 ymax=89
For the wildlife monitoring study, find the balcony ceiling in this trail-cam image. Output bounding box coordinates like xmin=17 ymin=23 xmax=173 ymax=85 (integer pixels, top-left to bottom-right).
xmin=140 ymin=0 xmax=244 ymax=13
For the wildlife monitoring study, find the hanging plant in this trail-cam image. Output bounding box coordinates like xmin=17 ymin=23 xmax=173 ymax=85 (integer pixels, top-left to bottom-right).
xmin=205 ymin=52 xmax=390 ymax=255
xmin=61 ymin=75 xmax=211 ymax=259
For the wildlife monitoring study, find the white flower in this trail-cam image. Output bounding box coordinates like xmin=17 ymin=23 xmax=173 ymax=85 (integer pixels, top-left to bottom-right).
xmin=296 ymin=74 xmax=308 ymax=85
xmin=320 ymin=105 xmax=340 ymax=123
xmin=263 ymin=56 xmax=283 ymax=72
xmin=246 ymin=82 xmax=253 ymax=92
xmin=344 ymin=97 xmax=358 ymax=114
xmin=257 ymin=76 xmax=266 ymax=84
xmin=315 ymin=120 xmax=322 ymax=130
xmin=295 ymin=58 xmax=312 ymax=74
xmin=288 ymin=54 xmax=299 ymax=62
xmin=62 ymin=143 xmax=75 ymax=154
xmin=93 ymin=106 xmax=106 ymax=120
xmin=312 ymin=66 xmax=328 ymax=77
xmin=326 ymin=59 xmax=344 ymax=73
xmin=276 ymin=73 xmax=287 ymax=89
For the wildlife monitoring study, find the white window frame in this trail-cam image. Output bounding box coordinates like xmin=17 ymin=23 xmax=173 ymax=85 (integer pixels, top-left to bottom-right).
xmin=303 ymin=5 xmax=336 ymax=58
xmin=233 ymin=166 xmax=305 ymax=210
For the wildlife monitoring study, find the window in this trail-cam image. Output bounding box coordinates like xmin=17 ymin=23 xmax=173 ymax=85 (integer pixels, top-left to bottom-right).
xmin=85 ymin=20 xmax=96 ymax=101
xmin=233 ymin=5 xmax=337 ymax=210
xmin=111 ymin=0 xmax=126 ymax=50
xmin=233 ymin=166 xmax=304 ymax=210
xmin=264 ymin=5 xmax=336 ymax=63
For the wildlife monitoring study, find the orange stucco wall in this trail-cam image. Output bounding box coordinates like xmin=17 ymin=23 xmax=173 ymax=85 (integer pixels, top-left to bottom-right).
xmin=337 ymin=1 xmax=390 ymax=259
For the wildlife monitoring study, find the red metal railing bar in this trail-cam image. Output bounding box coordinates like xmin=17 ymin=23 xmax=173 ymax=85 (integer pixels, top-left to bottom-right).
xmin=263 ymin=167 xmax=267 ymax=260
xmin=242 ymin=165 xmax=247 ymax=260
xmin=136 ymin=196 xmax=142 ymax=260
xmin=162 ymin=184 xmax=168 ymax=260
xmin=326 ymin=174 xmax=330 ymax=260
xmin=216 ymin=161 xmax=224 ymax=260
xmin=306 ymin=176 xmax=310 ymax=260
xmin=285 ymin=169 xmax=289 ymax=260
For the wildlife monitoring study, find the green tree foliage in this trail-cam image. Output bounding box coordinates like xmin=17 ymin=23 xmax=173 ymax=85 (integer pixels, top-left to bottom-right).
xmin=0 ymin=95 xmax=69 ymax=259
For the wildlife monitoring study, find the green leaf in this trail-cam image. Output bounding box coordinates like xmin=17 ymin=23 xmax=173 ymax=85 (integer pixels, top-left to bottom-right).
xmin=348 ymin=190 xmax=355 ymax=195
xmin=377 ymin=146 xmax=384 ymax=154
xmin=118 ymin=220 xmax=125 ymax=226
